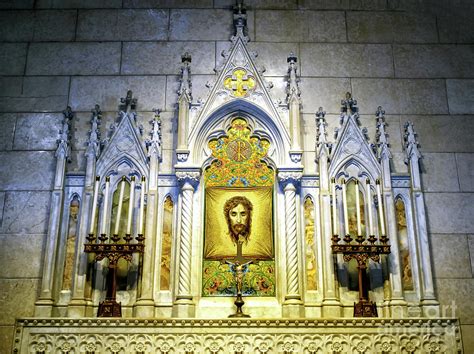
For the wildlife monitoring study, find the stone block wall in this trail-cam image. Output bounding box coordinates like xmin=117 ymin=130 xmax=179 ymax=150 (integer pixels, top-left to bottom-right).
xmin=0 ymin=0 xmax=472 ymax=352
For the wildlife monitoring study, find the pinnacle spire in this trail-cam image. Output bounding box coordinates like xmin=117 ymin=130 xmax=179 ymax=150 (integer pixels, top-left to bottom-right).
xmin=56 ymin=106 xmax=73 ymax=159
xmin=86 ymin=104 xmax=102 ymax=158
xmin=286 ymin=52 xmax=300 ymax=103
xmin=404 ymin=121 xmax=421 ymax=162
xmin=146 ymin=108 xmax=162 ymax=159
xmin=375 ymin=106 xmax=392 ymax=160
xmin=316 ymin=107 xmax=331 ymax=159
xmin=178 ymin=52 xmax=192 ymax=102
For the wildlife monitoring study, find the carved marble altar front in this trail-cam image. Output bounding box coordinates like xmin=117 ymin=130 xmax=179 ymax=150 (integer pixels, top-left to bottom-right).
xmin=14 ymin=318 xmax=462 ymax=354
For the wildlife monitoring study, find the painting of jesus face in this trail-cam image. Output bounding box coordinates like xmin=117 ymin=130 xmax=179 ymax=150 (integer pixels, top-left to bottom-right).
xmin=203 ymin=186 xmax=273 ymax=260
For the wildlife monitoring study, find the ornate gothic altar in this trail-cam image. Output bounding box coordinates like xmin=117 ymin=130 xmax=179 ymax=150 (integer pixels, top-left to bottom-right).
xmin=16 ymin=2 xmax=462 ymax=353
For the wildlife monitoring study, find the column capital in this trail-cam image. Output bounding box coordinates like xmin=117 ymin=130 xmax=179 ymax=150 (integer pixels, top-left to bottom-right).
xmin=176 ymin=168 xmax=201 ymax=188
xmin=277 ymin=168 xmax=303 ymax=187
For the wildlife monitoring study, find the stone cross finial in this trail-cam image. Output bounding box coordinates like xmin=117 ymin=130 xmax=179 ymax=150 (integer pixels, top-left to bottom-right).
xmin=231 ymin=0 xmax=249 ymax=43
xmin=91 ymin=104 xmax=101 ymax=117
xmin=146 ymin=108 xmax=162 ymax=159
xmin=375 ymin=106 xmax=392 ymax=160
xmin=178 ymin=52 xmax=192 ymax=101
xmin=120 ymin=89 xmax=137 ymax=112
xmin=181 ymin=51 xmax=191 ymax=64
xmin=86 ymin=104 xmax=102 ymax=158
xmin=404 ymin=121 xmax=421 ymax=162
xmin=341 ymin=92 xmax=358 ymax=115
xmin=286 ymin=52 xmax=300 ymax=102
xmin=316 ymin=106 xmax=326 ymax=119
xmin=63 ymin=106 xmax=73 ymax=120
xmin=287 ymin=52 xmax=297 ymax=65
xmin=56 ymin=106 xmax=73 ymax=159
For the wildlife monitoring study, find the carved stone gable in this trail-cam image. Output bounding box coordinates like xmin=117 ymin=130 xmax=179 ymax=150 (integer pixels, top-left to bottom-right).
xmin=96 ymin=113 xmax=148 ymax=176
xmin=329 ymin=116 xmax=380 ymax=178
xmin=190 ymin=37 xmax=286 ymax=142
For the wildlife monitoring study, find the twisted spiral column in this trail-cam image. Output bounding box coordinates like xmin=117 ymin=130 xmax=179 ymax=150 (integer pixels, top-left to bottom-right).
xmin=284 ymin=182 xmax=299 ymax=296
xmin=278 ymin=171 xmax=303 ymax=309
xmin=177 ymin=181 xmax=194 ymax=298
xmin=174 ymin=170 xmax=200 ymax=308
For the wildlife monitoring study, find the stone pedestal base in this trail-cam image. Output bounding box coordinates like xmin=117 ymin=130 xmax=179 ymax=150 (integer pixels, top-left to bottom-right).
xmin=282 ymin=296 xmax=304 ymax=318
xmin=34 ymin=299 xmax=53 ymax=317
xmin=134 ymin=299 xmax=155 ymax=318
xmin=321 ymin=299 xmax=341 ymax=317
xmin=172 ymin=297 xmax=195 ymax=318
xmin=421 ymin=299 xmax=440 ymax=317
xmin=66 ymin=299 xmax=87 ymax=317
xmin=389 ymin=298 xmax=408 ymax=318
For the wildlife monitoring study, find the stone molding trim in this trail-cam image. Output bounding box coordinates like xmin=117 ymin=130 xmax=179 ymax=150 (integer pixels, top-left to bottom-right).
xmin=14 ymin=317 xmax=462 ymax=354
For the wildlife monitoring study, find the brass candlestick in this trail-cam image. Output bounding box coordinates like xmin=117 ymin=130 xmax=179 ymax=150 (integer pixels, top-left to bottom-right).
xmin=331 ymin=234 xmax=390 ymax=317
xmin=84 ymin=232 xmax=144 ymax=317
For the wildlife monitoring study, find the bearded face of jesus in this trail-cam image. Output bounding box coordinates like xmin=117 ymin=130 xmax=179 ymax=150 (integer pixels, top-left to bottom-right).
xmin=223 ymin=196 xmax=253 ymax=244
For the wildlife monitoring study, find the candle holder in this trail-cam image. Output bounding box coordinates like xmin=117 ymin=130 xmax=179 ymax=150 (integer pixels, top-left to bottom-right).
xmin=84 ymin=232 xmax=144 ymax=317
xmin=367 ymin=235 xmax=377 ymax=244
xmin=331 ymin=232 xmax=390 ymax=317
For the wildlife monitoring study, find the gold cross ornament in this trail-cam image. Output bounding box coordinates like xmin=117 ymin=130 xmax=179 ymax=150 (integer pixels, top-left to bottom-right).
xmin=224 ymin=69 xmax=256 ymax=97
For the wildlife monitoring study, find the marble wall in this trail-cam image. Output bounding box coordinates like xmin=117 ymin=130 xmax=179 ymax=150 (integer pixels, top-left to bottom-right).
xmin=0 ymin=0 xmax=472 ymax=352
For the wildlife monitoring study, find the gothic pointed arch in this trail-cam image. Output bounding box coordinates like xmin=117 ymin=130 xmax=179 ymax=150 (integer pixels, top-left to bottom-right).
xmin=190 ymin=100 xmax=288 ymax=166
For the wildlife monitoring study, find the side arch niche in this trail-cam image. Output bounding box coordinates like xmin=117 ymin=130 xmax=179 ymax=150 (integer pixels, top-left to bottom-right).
xmin=159 ymin=195 xmax=175 ymax=292
xmin=394 ymin=197 xmax=414 ymax=292
xmin=303 ymin=196 xmax=317 ymax=291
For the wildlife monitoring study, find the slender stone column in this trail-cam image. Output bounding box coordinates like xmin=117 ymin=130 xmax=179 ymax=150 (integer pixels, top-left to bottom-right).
xmin=68 ymin=106 xmax=101 ymax=317
xmin=135 ymin=113 xmax=162 ymax=317
xmin=172 ymin=170 xmax=200 ymax=317
xmin=375 ymin=108 xmax=406 ymax=316
xmin=279 ymin=171 xmax=304 ymax=318
xmin=315 ymin=109 xmax=341 ymax=317
xmin=405 ymin=122 xmax=439 ymax=316
xmin=35 ymin=107 xmax=73 ymax=317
